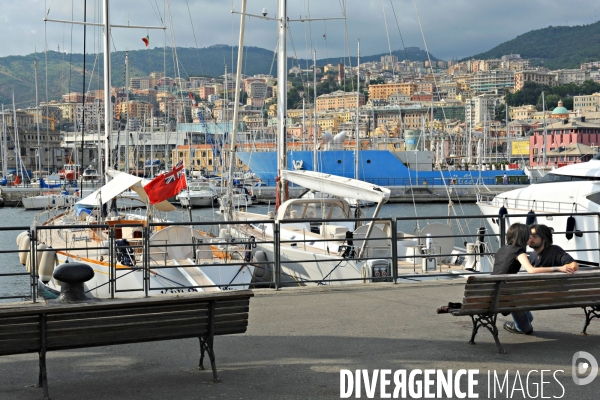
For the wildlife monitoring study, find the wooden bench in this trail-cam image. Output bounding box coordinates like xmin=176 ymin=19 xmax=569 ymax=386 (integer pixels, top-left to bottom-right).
xmin=0 ymin=290 xmax=253 ymax=399
xmin=451 ymin=270 xmax=600 ymax=353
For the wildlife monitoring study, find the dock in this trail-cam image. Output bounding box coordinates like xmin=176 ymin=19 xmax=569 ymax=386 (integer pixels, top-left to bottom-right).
xmin=248 ymin=184 xmax=528 ymax=204
xmin=0 ymin=184 xmax=527 ymax=207
xmin=0 ymin=282 xmax=594 ymax=399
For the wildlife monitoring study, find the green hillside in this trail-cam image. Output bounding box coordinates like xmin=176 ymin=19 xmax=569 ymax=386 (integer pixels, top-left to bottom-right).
xmin=0 ymin=45 xmax=437 ymax=108
xmin=468 ymin=22 xmax=600 ymax=69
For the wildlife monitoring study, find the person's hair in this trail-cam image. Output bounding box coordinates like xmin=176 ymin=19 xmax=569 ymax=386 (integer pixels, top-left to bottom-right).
xmin=531 ymin=224 xmax=553 ymax=247
xmin=506 ymin=223 xmax=530 ymax=248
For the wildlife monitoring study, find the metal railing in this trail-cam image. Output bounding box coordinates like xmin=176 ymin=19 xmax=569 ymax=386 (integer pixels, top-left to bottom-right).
xmin=2 ymin=210 xmax=599 ymax=303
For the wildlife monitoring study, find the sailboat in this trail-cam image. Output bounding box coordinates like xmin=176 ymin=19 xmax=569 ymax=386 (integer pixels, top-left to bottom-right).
xmin=19 ymin=1 xmax=255 ymax=298
xmin=225 ymin=2 xmax=494 ymax=285
xmin=222 ymin=2 xmax=396 ymax=285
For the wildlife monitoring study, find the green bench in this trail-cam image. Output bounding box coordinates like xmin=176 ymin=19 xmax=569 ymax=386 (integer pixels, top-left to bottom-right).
xmin=0 ymin=290 xmax=253 ymax=399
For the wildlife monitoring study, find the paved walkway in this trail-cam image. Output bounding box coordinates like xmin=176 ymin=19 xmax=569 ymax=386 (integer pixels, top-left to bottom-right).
xmin=1 ymin=281 xmax=599 ymax=399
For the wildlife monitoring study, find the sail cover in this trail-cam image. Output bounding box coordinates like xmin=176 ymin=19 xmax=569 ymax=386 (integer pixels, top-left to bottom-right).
xmin=281 ymin=170 xmax=390 ymax=204
xmin=77 ymin=170 xmax=176 ymax=212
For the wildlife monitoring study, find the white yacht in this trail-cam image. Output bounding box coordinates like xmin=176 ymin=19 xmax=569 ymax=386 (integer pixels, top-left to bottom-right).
xmin=176 ymin=180 xmax=219 ymax=208
xmin=82 ymin=165 xmax=101 ymax=181
xmin=477 ymin=155 xmax=600 ymax=265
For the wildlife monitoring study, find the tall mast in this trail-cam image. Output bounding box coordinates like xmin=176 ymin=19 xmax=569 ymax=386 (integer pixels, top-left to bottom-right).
xmin=313 ymin=49 xmax=317 ymax=171
xmin=34 ymin=57 xmax=41 ymax=173
xmin=102 ymin=0 xmax=112 ymax=176
xmin=354 ymin=39 xmax=360 ymax=180
xmin=1 ymin=104 xmax=7 ymax=178
xmin=125 ymin=51 xmax=130 ymax=173
xmin=276 ymin=0 xmax=288 ymax=207
xmin=224 ymin=0 xmax=247 ymax=221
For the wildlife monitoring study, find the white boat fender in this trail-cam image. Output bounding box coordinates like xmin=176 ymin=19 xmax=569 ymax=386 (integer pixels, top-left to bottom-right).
xmin=16 ymin=231 xmax=28 ymax=247
xmin=39 ymin=246 xmax=56 ymax=283
xmin=252 ymin=250 xmax=272 ymax=281
xmin=34 ymin=243 xmax=48 ymax=273
xmin=19 ymin=233 xmax=31 ymax=265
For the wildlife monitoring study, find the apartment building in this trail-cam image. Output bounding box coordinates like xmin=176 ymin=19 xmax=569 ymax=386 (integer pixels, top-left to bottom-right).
xmin=54 ymin=102 xmax=111 ymax=130
xmin=130 ymin=77 xmax=151 ymax=90
xmin=514 ymin=70 xmax=557 ymax=91
xmin=469 ymin=70 xmax=514 ymax=95
xmin=465 ymin=95 xmax=496 ymax=126
xmin=510 ymin=105 xmax=537 ymax=120
xmin=199 ymin=86 xmax=215 ymax=100
xmin=316 ymin=91 xmax=365 ymax=112
xmin=554 ymin=69 xmax=589 ymax=85
xmin=368 ymin=83 xmax=418 ymax=100
xmin=62 ymin=92 xmax=95 ymax=103
xmin=574 ymin=93 xmax=600 ymax=113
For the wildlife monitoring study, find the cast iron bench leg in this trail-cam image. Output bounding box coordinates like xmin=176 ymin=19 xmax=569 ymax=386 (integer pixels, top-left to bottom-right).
xmin=469 ymin=313 xmax=505 ymax=354
xmin=198 ymin=337 xmax=206 ymax=370
xmin=39 ymin=314 xmax=50 ymax=399
xmin=582 ymin=306 xmax=600 ymax=335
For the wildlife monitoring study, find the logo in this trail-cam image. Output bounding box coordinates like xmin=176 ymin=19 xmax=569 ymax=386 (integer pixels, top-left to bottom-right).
xmin=572 ymin=351 xmax=598 ymax=385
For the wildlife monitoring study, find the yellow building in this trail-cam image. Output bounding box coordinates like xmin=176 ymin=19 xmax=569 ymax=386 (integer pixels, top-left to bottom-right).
xmin=316 ymin=91 xmax=365 ymax=112
xmin=368 ymin=83 xmax=417 ymax=100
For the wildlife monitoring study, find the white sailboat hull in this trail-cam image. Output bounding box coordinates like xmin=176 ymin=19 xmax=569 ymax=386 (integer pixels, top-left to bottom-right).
xmin=22 ymin=194 xmax=77 ymax=210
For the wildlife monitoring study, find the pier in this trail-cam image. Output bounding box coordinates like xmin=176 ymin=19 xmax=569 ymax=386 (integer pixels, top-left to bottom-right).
xmin=0 ymin=184 xmax=527 ymax=207
xmin=0 ymin=282 xmax=594 ymax=399
xmin=247 ymin=184 xmax=528 ymax=204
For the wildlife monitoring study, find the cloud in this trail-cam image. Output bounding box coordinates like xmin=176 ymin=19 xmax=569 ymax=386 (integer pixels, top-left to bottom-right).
xmin=1 ymin=0 xmax=598 ymax=62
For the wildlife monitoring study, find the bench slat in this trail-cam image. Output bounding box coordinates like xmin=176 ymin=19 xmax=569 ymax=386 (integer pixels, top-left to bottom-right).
xmin=0 ymin=338 xmax=40 ymax=355
xmin=466 ymin=271 xmax=600 ymax=283
xmin=46 ymin=318 xmax=249 ymax=350
xmin=0 ymin=315 xmax=39 ymax=327
xmin=497 ymin=276 xmax=600 ymax=290
xmin=45 ymin=298 xmax=250 ymax=323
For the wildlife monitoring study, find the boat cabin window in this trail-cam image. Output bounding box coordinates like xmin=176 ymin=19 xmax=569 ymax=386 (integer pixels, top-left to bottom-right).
xmin=586 ymin=192 xmax=600 ymax=206
xmin=537 ymin=174 xmax=595 ymax=183
xmin=282 ymin=202 xmax=349 ymax=220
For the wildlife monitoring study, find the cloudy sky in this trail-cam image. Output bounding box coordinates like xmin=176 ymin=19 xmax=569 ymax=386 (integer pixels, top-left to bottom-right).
xmin=1 ymin=0 xmax=598 ymax=61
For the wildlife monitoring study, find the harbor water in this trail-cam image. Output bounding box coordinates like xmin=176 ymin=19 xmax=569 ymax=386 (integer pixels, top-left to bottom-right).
xmin=0 ymin=202 xmax=494 ymax=301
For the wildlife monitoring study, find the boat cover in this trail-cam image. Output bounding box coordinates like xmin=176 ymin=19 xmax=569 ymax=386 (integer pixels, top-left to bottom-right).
xmin=77 ymin=170 xmax=176 ymax=212
xmin=281 ymin=170 xmax=390 ymax=204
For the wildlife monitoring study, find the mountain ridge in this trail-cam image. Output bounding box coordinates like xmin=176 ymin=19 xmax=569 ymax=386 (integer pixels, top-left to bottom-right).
xmin=466 ymin=21 xmax=600 ymax=69
xmin=0 ymin=46 xmax=437 ymax=108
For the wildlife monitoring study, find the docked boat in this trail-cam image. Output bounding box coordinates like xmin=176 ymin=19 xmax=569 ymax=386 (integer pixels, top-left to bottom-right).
xmin=236 ymin=144 xmax=527 ymax=187
xmin=224 ymin=2 xmax=492 ymax=286
xmin=58 ymin=164 xmax=81 ymax=181
xmin=477 ymin=155 xmax=600 ymax=265
xmin=82 ymin=165 xmax=101 ymax=181
xmin=22 ymin=191 xmax=77 ymax=210
xmin=19 ymin=171 xmax=254 ymax=298
xmin=176 ymin=180 xmax=219 ymax=208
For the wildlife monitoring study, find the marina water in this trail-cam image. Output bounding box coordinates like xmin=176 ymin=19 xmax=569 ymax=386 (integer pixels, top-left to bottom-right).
xmin=0 ymin=202 xmax=493 ymax=300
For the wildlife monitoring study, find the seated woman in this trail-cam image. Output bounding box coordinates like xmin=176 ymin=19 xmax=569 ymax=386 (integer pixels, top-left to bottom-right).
xmin=493 ymin=223 xmax=577 ymax=335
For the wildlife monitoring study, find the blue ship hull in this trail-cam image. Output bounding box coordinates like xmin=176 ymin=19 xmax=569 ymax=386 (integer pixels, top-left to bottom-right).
xmin=236 ymin=150 xmax=527 ymax=186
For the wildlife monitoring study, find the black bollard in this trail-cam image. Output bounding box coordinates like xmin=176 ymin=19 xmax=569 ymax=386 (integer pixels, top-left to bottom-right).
xmin=52 ymin=262 xmax=97 ymax=303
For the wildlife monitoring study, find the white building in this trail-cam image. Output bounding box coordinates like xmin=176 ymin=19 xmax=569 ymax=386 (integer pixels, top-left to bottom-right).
xmin=465 ymin=95 xmax=496 ymax=126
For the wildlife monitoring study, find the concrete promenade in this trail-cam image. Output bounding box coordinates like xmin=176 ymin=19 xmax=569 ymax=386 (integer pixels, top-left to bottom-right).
xmin=1 ymin=281 xmax=599 ymax=399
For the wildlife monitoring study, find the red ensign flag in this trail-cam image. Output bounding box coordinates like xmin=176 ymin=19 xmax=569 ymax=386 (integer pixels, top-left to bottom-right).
xmin=144 ymin=161 xmax=187 ymax=204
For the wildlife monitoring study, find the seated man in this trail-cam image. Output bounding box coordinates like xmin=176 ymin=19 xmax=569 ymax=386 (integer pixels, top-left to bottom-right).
xmin=528 ymin=224 xmax=579 ymax=271
xmin=503 ymin=223 xmax=578 ymax=335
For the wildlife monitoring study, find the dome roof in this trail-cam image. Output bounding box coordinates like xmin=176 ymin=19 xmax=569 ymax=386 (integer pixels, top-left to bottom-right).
xmin=552 ymin=99 xmax=568 ymax=115
xmin=552 ymin=106 xmax=568 ymax=114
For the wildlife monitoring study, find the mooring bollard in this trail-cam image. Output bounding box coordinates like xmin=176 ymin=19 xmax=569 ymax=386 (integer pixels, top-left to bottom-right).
xmin=52 ymin=262 xmax=97 ymax=302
